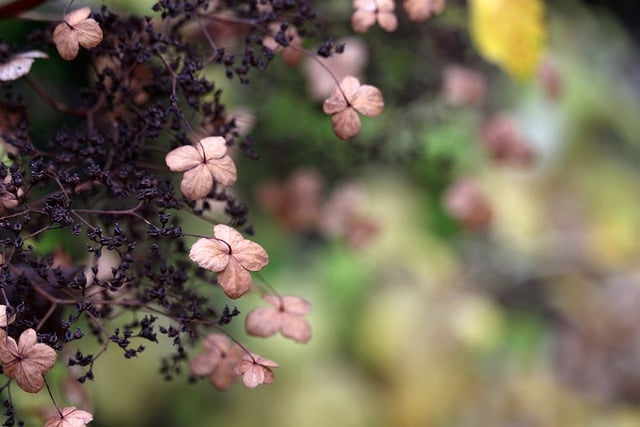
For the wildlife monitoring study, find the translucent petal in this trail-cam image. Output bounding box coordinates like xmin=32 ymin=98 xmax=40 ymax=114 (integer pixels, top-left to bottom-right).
xmin=181 ymin=164 xmax=214 ymax=200
xmin=189 ymin=238 xmax=230 ymax=272
xmin=331 ymin=108 xmax=362 ymax=140
xmin=352 ymin=85 xmax=384 ymax=116
xmin=165 ymin=145 xmax=201 ymax=172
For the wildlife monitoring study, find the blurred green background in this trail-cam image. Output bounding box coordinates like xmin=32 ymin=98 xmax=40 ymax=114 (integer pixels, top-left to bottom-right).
xmin=6 ymin=0 xmax=640 ymax=425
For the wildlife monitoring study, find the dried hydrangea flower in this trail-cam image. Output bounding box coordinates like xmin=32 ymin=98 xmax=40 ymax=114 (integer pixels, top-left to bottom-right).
xmin=323 ymin=76 xmax=384 ymax=140
xmin=190 ymin=333 xmax=244 ymax=391
xmin=246 ymin=295 xmax=312 ymax=343
xmin=189 ymin=224 xmax=269 ymax=299
xmin=443 ymin=179 xmax=492 ymax=230
xmin=441 ymin=65 xmax=487 ymax=107
xmin=234 ymin=353 xmax=278 ymax=389
xmin=53 ymin=7 xmax=103 ymax=61
xmin=0 ymin=50 xmax=48 ymax=82
xmin=165 ymin=136 xmax=237 ymax=200
xmin=43 ymin=406 xmax=93 ymax=427
xmin=403 ymin=0 xmax=445 ymax=22
xmin=0 ymin=328 xmax=57 ymax=393
xmin=352 ymin=0 xmax=398 ymax=33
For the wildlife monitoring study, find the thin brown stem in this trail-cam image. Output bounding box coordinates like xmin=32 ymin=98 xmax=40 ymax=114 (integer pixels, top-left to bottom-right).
xmin=25 ymin=75 xmax=87 ymax=117
xmin=0 ymin=0 xmax=47 ymax=20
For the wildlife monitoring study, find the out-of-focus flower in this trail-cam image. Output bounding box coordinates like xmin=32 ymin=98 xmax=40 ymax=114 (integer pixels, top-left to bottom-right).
xmin=190 ymin=333 xmax=244 ymax=391
xmin=352 ymin=0 xmax=398 ymax=33
xmin=246 ymin=295 xmax=312 ymax=343
xmin=0 ymin=51 xmax=48 ymax=82
xmin=469 ymin=0 xmax=546 ymax=79
xmin=443 ymin=179 xmax=492 ymax=230
xmin=323 ymin=76 xmax=384 ymax=140
xmin=538 ymin=57 xmax=563 ymax=101
xmin=480 ymin=114 xmax=535 ymax=165
xmin=319 ymin=182 xmax=378 ymax=248
xmin=257 ymin=168 xmax=324 ymax=231
xmin=403 ymin=0 xmax=445 ymax=22
xmin=441 ymin=65 xmax=487 ymax=107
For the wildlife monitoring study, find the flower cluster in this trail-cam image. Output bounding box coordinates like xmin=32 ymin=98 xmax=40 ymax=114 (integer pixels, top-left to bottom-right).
xmin=0 ymin=0 xmax=333 ymax=423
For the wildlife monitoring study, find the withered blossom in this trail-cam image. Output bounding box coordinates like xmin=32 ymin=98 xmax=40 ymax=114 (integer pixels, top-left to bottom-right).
xmin=352 ymin=0 xmax=398 ymax=33
xmin=0 ymin=328 xmax=57 ymax=393
xmin=190 ymin=333 xmax=244 ymax=391
xmin=323 ymin=76 xmax=384 ymax=140
xmin=43 ymin=406 xmax=93 ymax=427
xmin=246 ymin=295 xmax=312 ymax=343
xmin=53 ymin=7 xmax=103 ymax=61
xmin=189 ymin=224 xmax=269 ymax=298
xmin=165 ymin=136 xmax=237 ymax=200
xmin=234 ymin=353 xmax=278 ymax=389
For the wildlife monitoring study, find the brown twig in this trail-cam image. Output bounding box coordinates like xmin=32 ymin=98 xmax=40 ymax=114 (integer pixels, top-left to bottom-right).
xmin=0 ymin=0 xmax=47 ymax=20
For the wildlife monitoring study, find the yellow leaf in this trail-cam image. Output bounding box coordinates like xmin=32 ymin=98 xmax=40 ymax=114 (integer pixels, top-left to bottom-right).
xmin=469 ymin=0 xmax=547 ymax=80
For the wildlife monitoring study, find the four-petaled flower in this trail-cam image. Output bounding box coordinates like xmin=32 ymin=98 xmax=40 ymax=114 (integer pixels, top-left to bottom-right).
xmin=0 ymin=328 xmax=57 ymax=393
xmin=53 ymin=7 xmax=103 ymax=61
xmin=189 ymin=224 xmax=269 ymax=298
xmin=234 ymin=353 xmax=278 ymax=389
xmin=246 ymin=295 xmax=312 ymax=343
xmin=323 ymin=76 xmax=384 ymax=140
xmin=43 ymin=406 xmax=93 ymax=427
xmin=352 ymin=0 xmax=398 ymax=33
xmin=190 ymin=334 xmax=244 ymax=391
xmin=165 ymin=136 xmax=237 ymax=200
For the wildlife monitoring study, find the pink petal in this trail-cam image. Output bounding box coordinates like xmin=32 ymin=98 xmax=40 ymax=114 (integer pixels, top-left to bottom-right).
xmin=189 ymin=238 xmax=230 ymax=271
xmin=232 ymin=239 xmax=269 ymax=271
xmin=377 ymin=11 xmax=398 ymax=31
xmin=202 ymin=334 xmax=232 ymax=352
xmin=65 ymin=7 xmax=92 ymax=26
xmin=351 ymin=9 xmax=377 ymax=33
xmin=340 ymin=76 xmax=362 ymax=102
xmin=245 ymin=307 xmax=281 ymax=338
xmin=217 ymin=258 xmax=253 ymax=299
xmin=241 ymin=364 xmax=266 ymax=388
xmin=331 ymin=108 xmax=362 ymax=140
xmin=181 ymin=164 xmax=214 ymax=200
xmin=281 ymin=295 xmax=312 ymax=315
xmin=213 ymin=224 xmax=246 ymax=248
xmin=74 ymin=19 xmax=103 ymax=49
xmin=377 ymin=0 xmax=396 ymax=12
xmin=351 ymin=85 xmax=384 ymax=116
xmin=165 ymin=145 xmax=201 ymax=172
xmin=44 ymin=406 xmax=93 ymax=427
xmin=198 ymin=136 xmax=228 ymax=160
xmin=323 ymin=87 xmax=348 ymax=115
xmin=17 ymin=328 xmax=37 ymax=353
xmin=190 ymin=352 xmax=218 ymax=376
xmin=280 ymin=314 xmax=312 ymax=343
xmin=354 ymin=0 xmax=376 ymax=10
xmin=207 ymin=155 xmax=237 ymax=187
